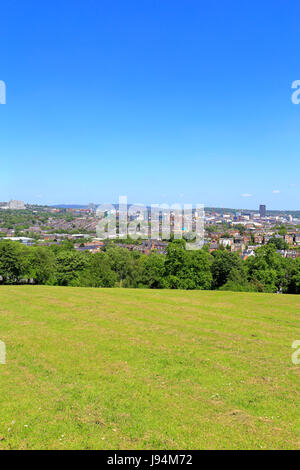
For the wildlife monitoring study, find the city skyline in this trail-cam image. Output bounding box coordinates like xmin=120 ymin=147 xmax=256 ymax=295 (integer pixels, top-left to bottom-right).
xmin=0 ymin=197 xmax=299 ymax=213
xmin=1 ymin=197 xmax=300 ymax=217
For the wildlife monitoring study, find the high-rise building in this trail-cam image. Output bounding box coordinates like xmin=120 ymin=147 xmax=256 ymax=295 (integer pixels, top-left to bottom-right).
xmin=88 ymin=203 xmax=96 ymax=212
xmin=259 ymin=204 xmax=266 ymax=218
xmin=8 ymin=200 xmax=25 ymax=210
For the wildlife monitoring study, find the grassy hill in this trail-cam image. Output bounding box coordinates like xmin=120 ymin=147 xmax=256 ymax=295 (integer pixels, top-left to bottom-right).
xmin=0 ymin=286 xmax=299 ymax=450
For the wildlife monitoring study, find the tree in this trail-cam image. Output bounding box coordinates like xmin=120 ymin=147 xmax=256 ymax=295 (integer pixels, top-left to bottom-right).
xmin=105 ymin=247 xmax=144 ymax=287
xmin=267 ymin=236 xmax=288 ymax=250
xmin=220 ymin=268 xmax=256 ymax=292
xmin=0 ymin=241 xmax=28 ymax=284
xmin=210 ymin=250 xmax=245 ymax=289
xmin=276 ymin=225 xmax=287 ymax=236
xmin=28 ymin=246 xmax=56 ymax=284
xmin=234 ymin=224 xmax=246 ymax=235
xmin=80 ymin=252 xmax=117 ymax=287
xmin=287 ymin=258 xmax=300 ymax=294
xmin=54 ymin=251 xmax=89 ymax=286
xmin=245 ymin=245 xmax=287 ymax=293
xmin=105 ymin=247 xmax=132 ymax=282
xmin=141 ymin=252 xmax=166 ymax=288
xmin=164 ymin=240 xmax=212 ymax=290
xmin=181 ymin=249 xmax=212 ymax=290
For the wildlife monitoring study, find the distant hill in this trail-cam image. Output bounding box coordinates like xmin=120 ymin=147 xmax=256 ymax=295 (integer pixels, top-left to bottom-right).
xmin=51 ymin=204 xmax=90 ymax=209
xmin=50 ymin=204 xmax=300 ymax=217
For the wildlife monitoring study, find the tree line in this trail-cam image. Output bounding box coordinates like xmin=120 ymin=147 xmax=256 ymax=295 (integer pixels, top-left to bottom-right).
xmin=0 ymin=239 xmax=299 ymax=294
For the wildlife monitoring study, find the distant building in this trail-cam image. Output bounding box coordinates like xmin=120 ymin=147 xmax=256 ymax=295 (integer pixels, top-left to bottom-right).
xmin=241 ymin=249 xmax=255 ymax=260
xmin=219 ymin=238 xmax=233 ymax=248
xmin=88 ymin=203 xmax=96 ymax=213
xmin=8 ymin=200 xmax=25 ymax=210
xmin=259 ymin=204 xmax=266 ymax=218
xmin=2 ymin=236 xmax=34 ymax=245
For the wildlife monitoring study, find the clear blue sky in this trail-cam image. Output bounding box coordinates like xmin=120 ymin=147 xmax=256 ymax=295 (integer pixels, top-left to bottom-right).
xmin=0 ymin=0 xmax=299 ymax=210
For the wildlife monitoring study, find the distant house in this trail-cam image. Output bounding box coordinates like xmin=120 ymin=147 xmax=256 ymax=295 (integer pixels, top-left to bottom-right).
xmin=71 ymin=234 xmax=90 ymax=240
xmin=284 ymin=234 xmax=294 ymax=245
xmin=75 ymin=245 xmax=101 ymax=253
xmin=209 ymin=242 xmax=219 ymax=252
xmin=219 ymin=238 xmax=233 ymax=248
xmin=232 ymin=242 xmax=245 ymax=252
xmin=241 ymin=249 xmax=255 ymax=260
xmin=286 ymin=250 xmax=299 ymax=259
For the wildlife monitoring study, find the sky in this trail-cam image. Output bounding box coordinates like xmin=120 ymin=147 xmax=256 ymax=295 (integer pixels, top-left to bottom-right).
xmin=0 ymin=0 xmax=299 ymax=210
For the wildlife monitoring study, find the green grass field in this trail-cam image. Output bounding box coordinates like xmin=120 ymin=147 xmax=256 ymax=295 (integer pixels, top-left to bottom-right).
xmin=0 ymin=286 xmax=299 ymax=450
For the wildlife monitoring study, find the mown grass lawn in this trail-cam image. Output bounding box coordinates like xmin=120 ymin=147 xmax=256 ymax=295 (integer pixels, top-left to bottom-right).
xmin=0 ymin=285 xmax=299 ymax=449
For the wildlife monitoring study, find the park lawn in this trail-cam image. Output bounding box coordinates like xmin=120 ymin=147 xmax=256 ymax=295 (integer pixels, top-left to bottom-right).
xmin=0 ymin=285 xmax=299 ymax=450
